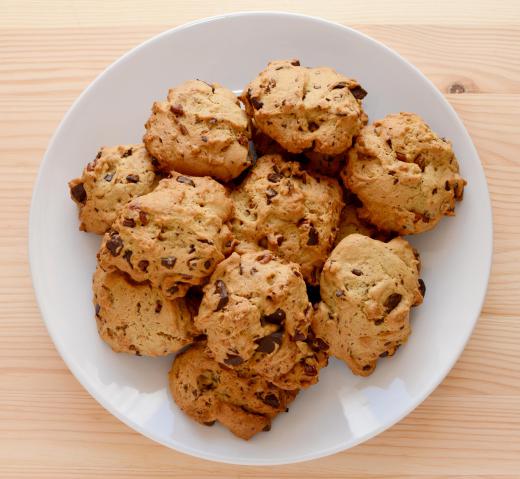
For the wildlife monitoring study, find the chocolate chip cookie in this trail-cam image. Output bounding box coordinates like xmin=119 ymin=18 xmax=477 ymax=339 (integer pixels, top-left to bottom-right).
xmin=230 ymin=154 xmax=343 ymax=284
xmin=69 ymin=144 xmax=158 ymax=234
xmin=97 ymin=172 xmax=233 ymax=299
xmin=312 ymin=234 xmax=424 ymax=376
xmin=144 ymin=80 xmax=252 ymax=181
xmin=169 ymin=342 xmax=297 ymax=440
xmin=195 ymin=251 xmax=326 ymax=389
xmin=93 ymin=266 xmax=197 ymax=356
xmin=343 ymin=112 xmax=466 ymax=234
xmin=241 ymin=60 xmax=366 ymax=156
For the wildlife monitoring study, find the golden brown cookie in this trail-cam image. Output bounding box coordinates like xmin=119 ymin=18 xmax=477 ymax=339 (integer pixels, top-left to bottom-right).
xmin=241 ymin=60 xmax=366 ymax=156
xmin=93 ymin=266 xmax=197 ymax=356
xmin=342 ymin=112 xmax=466 ymax=234
xmin=312 ymin=234 xmax=424 ymax=376
xmin=144 ymin=80 xmax=252 ymax=181
xmin=68 ymin=144 xmax=158 ymax=234
xmin=97 ymin=173 xmax=233 ymax=299
xmin=230 ymin=154 xmax=343 ymax=284
xmin=168 ymin=342 xmax=297 ymax=440
xmin=195 ymin=251 xmax=326 ymax=389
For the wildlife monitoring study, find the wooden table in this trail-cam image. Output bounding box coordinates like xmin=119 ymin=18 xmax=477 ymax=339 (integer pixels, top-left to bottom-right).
xmin=1 ymin=1 xmax=519 ymax=477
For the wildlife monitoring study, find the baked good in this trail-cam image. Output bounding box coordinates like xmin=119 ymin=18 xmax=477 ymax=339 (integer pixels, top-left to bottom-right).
xmin=68 ymin=144 xmax=158 ymax=234
xmin=241 ymin=59 xmax=366 ymax=156
xmin=97 ymin=173 xmax=233 ymax=299
xmin=93 ymin=266 xmax=197 ymax=356
xmin=312 ymin=234 xmax=424 ymax=376
xmin=334 ymin=191 xmax=394 ymax=246
xmin=342 ymin=112 xmax=466 ymax=234
xmin=169 ymin=342 xmax=297 ymax=440
xmin=230 ymin=154 xmax=343 ymax=284
xmin=144 ymin=80 xmax=252 ymax=181
xmin=195 ymin=251 xmax=326 ymax=389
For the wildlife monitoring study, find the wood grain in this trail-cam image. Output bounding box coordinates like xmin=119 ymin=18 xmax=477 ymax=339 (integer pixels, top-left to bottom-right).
xmin=1 ymin=1 xmax=520 ymax=477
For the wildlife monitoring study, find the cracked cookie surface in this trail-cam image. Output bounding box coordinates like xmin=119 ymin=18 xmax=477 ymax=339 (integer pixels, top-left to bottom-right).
xmin=97 ymin=173 xmax=233 ymax=299
xmin=312 ymin=234 xmax=424 ymax=376
xmin=93 ymin=266 xmax=197 ymax=356
xmin=144 ymin=80 xmax=251 ymax=181
xmin=230 ymin=154 xmax=343 ymax=284
xmin=69 ymin=144 xmax=158 ymax=234
xmin=195 ymin=251 xmax=327 ymax=390
xmin=169 ymin=342 xmax=297 ymax=440
xmin=241 ymin=60 xmax=367 ymax=156
xmin=342 ymin=112 xmax=466 ymax=234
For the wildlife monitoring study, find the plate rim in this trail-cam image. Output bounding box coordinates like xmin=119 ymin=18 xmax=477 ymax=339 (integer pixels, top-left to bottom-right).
xmin=28 ymin=10 xmax=493 ymax=465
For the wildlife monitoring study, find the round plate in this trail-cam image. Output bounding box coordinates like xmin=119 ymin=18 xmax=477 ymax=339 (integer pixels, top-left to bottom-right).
xmin=29 ymin=12 xmax=492 ymax=465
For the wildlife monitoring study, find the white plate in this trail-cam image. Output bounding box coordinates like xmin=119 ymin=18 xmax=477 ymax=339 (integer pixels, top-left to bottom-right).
xmin=29 ymin=12 xmax=492 ymax=465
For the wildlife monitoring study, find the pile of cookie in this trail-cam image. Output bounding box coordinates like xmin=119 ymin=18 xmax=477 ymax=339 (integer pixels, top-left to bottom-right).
xmin=69 ymin=59 xmax=466 ymax=440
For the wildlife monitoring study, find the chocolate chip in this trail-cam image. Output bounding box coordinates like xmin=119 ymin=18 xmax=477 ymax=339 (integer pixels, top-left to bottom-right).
xmin=307 ymin=226 xmax=319 ymax=245
xmin=95 ymin=304 xmax=101 ymax=318
xmin=303 ymin=363 xmax=318 ymax=376
xmin=267 ymin=173 xmax=282 ymax=183
xmin=138 ymin=260 xmax=149 ymax=272
xmin=310 ymin=337 xmax=329 ymax=352
xmin=224 ymin=354 xmax=243 ymax=366
xmin=396 ymin=152 xmax=407 ymax=162
xmin=266 ymin=187 xmax=277 ymax=203
xmin=70 ymin=183 xmax=86 ymax=204
xmin=386 ymin=139 xmax=393 ymax=148
xmin=445 ymin=180 xmax=451 ymax=191
xmin=123 ymin=217 xmax=135 ymax=227
xmin=167 ymin=285 xmax=179 ymax=295
xmin=349 ymin=85 xmax=368 ymax=100
xmin=352 ymin=268 xmax=363 ymax=276
xmin=197 ymin=238 xmax=213 ymax=245
xmin=258 ymin=237 xmax=268 ymax=248
xmin=432 ymin=187 xmax=438 ymax=195
xmin=215 ymin=280 xmax=229 ymax=311
xmin=139 ymin=211 xmax=149 ymax=225
xmin=384 ymin=293 xmax=402 ymax=312
xmin=290 ymin=59 xmax=300 ymax=66
xmin=86 ymin=160 xmax=97 ymax=171
xmin=179 ymin=124 xmax=188 ymax=135
xmin=251 ymin=97 xmax=263 ymax=110
xmin=201 ymin=135 xmax=208 ymax=142
xmin=418 ymin=278 xmax=426 ymax=297
xmin=104 ymin=173 xmax=114 ymax=182
xmin=161 ymin=257 xmax=176 ymax=269
xmin=188 ymin=244 xmax=195 ymax=254
xmin=308 ymin=121 xmax=319 ymax=132
xmin=293 ymin=330 xmax=306 ymax=341
xmin=122 ymin=148 xmax=133 ymax=158
xmin=276 ymin=235 xmax=284 ymax=246
xmin=106 ymin=233 xmax=123 ymax=256
xmin=255 ymin=331 xmax=283 ymax=354
xmin=262 ymin=393 xmax=280 ymax=409
xmin=262 ymin=308 xmax=286 ymax=326
xmin=262 ymin=424 xmax=271 ymax=432
xmin=379 ymin=351 xmax=389 ymax=358
xmin=332 ymin=81 xmax=347 ymax=89
xmin=126 ymin=174 xmax=139 ymax=183
xmin=177 ymin=175 xmax=195 ymax=187
xmin=204 ymin=260 xmax=212 ymax=269
xmin=170 ymin=104 xmax=184 ymax=116
xmin=374 ymin=318 xmax=384 ymax=325
xmin=123 ymin=249 xmax=133 ymax=267
xmin=238 ymin=135 xmax=249 ymax=146
xmin=362 ymin=364 xmax=372 ymax=371
xmin=95 ymin=150 xmax=102 ymax=160
xmin=335 ymin=290 xmax=345 ymax=297
xmin=203 ymin=421 xmax=216 ymax=427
